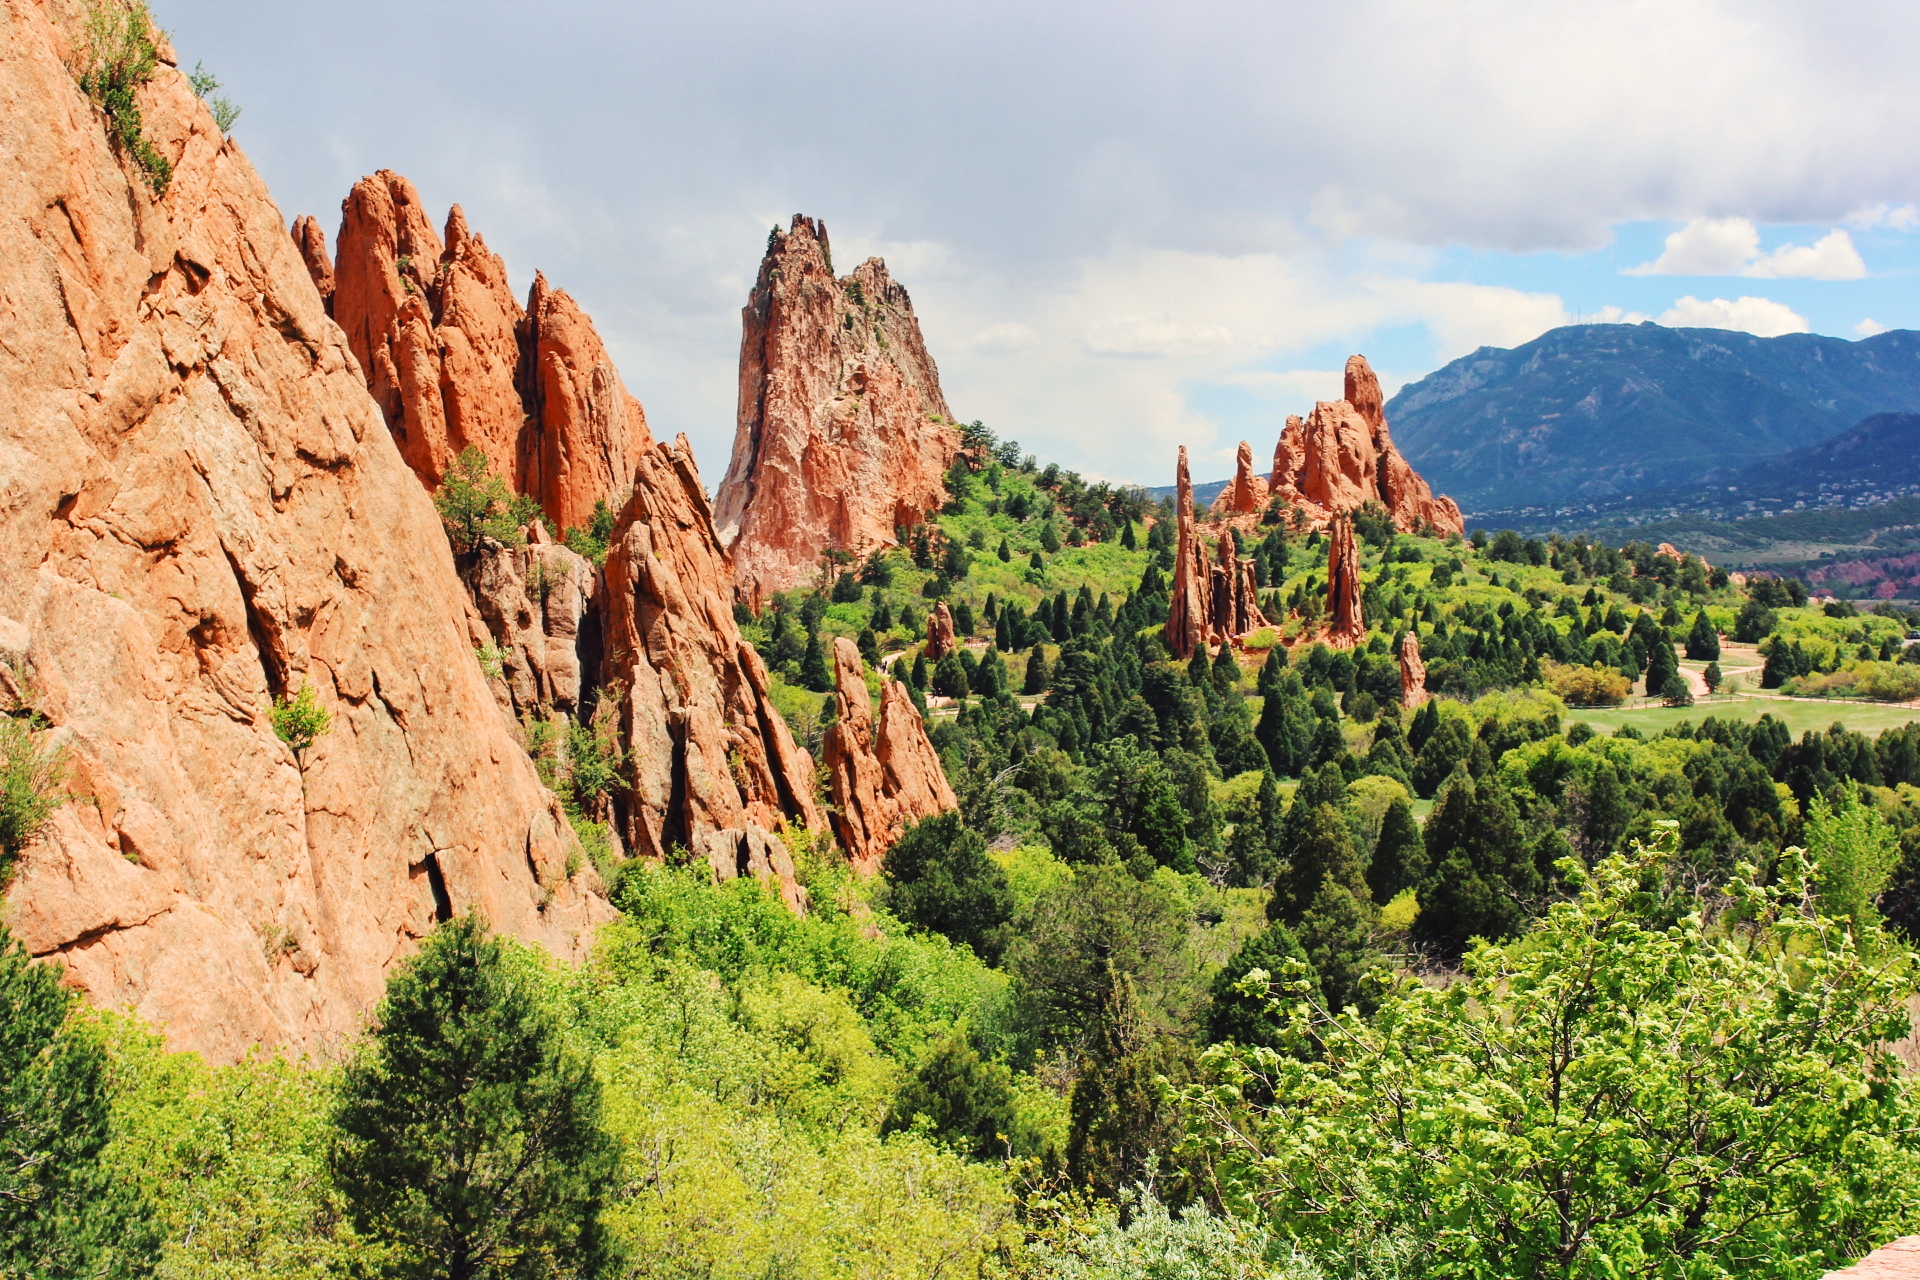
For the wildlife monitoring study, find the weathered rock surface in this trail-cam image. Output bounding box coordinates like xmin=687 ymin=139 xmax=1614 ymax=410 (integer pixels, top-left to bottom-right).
xmin=323 ymin=172 xmax=650 ymax=535
xmin=1267 ymin=356 xmax=1465 ymax=537
xmin=601 ymin=436 xmax=823 ymax=903
xmin=820 ymin=638 xmax=958 ymax=874
xmin=1399 ymin=631 xmax=1428 ymax=707
xmin=715 ymin=215 xmax=961 ymax=597
xmin=924 ymin=601 xmax=957 ymax=663
xmin=465 ymin=529 xmax=602 ymax=721
xmin=1325 ymin=517 xmax=1366 ymax=648
xmin=0 ymin=0 xmax=608 ymax=1061
xmin=1166 ymin=448 xmax=1213 ymax=660
xmin=1208 ymin=440 xmax=1269 ymax=517
xmin=1209 ymin=529 xmax=1269 ymax=640
xmin=291 ymin=214 xmax=333 ymax=316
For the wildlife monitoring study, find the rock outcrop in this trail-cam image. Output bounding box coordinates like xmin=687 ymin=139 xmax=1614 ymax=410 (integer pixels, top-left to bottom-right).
xmin=820 ymin=638 xmax=958 ymax=874
xmin=1267 ymin=356 xmax=1465 ymax=537
xmin=1325 ymin=517 xmax=1366 ymax=648
xmin=601 ymin=437 xmax=824 ymax=901
xmin=321 ymin=172 xmax=650 ymax=535
xmin=1208 ymin=440 xmax=1269 ymax=517
xmin=925 ymin=601 xmax=957 ymax=663
xmin=1167 ymin=449 xmax=1270 ymax=658
xmin=291 ymin=214 xmax=333 ymax=316
xmin=1209 ymin=530 xmax=1269 ymax=639
xmin=465 ymin=527 xmax=602 ymax=721
xmin=1399 ymin=631 xmax=1428 ymax=707
xmin=0 ymin=2 xmax=608 ymax=1060
xmin=715 ymin=215 xmax=961 ymax=597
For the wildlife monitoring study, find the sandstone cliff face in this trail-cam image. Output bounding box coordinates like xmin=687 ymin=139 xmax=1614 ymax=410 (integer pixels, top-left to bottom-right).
xmin=321 ymin=172 xmax=649 ymax=535
xmin=820 ymin=638 xmax=958 ymax=874
xmin=601 ymin=436 xmax=823 ymax=903
xmin=1267 ymin=356 xmax=1465 ymax=538
xmin=715 ymin=215 xmax=961 ymax=597
xmin=466 ymin=527 xmax=602 ymax=721
xmin=0 ymin=0 xmax=607 ymax=1060
xmin=1166 ymin=448 xmax=1268 ymax=659
xmin=924 ymin=602 xmax=957 ymax=663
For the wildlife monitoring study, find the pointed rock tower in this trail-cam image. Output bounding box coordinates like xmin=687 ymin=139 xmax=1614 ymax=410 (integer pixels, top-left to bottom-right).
xmin=715 ymin=215 xmax=961 ymax=597
xmin=1325 ymin=516 xmax=1366 ymax=648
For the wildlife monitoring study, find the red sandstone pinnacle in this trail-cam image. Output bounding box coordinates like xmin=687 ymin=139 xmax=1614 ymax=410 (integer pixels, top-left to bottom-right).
xmin=1165 ymin=447 xmax=1213 ymax=661
xmin=925 ymin=602 xmax=957 ymax=662
xmin=1400 ymin=630 xmax=1429 ymax=707
xmin=1326 ymin=516 xmax=1365 ymax=648
xmin=325 ymin=172 xmax=651 ymax=535
xmin=0 ymin=2 xmax=609 ymax=1061
xmin=821 ymin=637 xmax=958 ymax=873
xmin=714 ymin=214 xmax=961 ymax=597
xmin=1265 ymin=355 xmax=1465 ymax=538
xmin=291 ymin=214 xmax=334 ymax=316
xmin=600 ymin=435 xmax=822 ymax=905
xmin=1209 ymin=529 xmax=1271 ymax=640
xmin=1209 ymin=440 xmax=1269 ymax=517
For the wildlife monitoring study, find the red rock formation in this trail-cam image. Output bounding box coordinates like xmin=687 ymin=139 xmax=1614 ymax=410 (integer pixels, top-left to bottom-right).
xmin=291 ymin=214 xmax=333 ymax=316
xmin=601 ymin=436 xmax=824 ymax=904
xmin=925 ymin=602 xmax=957 ymax=663
xmin=0 ymin=3 xmax=607 ymax=1060
xmin=466 ymin=532 xmax=602 ymax=720
xmin=1326 ymin=517 xmax=1366 ymax=648
xmin=1399 ymin=631 xmax=1429 ymax=707
xmin=1267 ymin=356 xmax=1464 ymax=538
xmin=1209 ymin=440 xmax=1269 ymax=517
xmin=715 ymin=215 xmax=961 ymax=596
xmin=1165 ymin=447 xmax=1213 ymax=660
xmin=324 ymin=172 xmax=650 ymax=535
xmin=1209 ymin=530 xmax=1270 ymax=640
xmin=821 ymin=637 xmax=958 ymax=874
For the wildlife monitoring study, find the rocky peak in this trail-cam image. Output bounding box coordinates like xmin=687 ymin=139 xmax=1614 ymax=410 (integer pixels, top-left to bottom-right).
xmin=1266 ymin=355 xmax=1465 ymax=538
xmin=821 ymin=638 xmax=958 ymax=873
xmin=319 ymin=172 xmax=650 ymax=537
xmin=714 ymin=214 xmax=961 ymax=597
xmin=1209 ymin=440 xmax=1269 ymax=518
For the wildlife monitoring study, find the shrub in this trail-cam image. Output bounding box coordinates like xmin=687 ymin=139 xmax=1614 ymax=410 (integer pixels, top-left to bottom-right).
xmin=186 ymin=60 xmax=241 ymax=133
xmin=879 ymin=813 xmax=1013 ymax=965
xmin=562 ymin=498 xmax=619 ymax=564
xmin=0 ymin=716 xmax=70 ymax=882
xmin=1541 ymin=660 xmax=1630 ymax=707
xmin=434 ymin=447 xmax=541 ymax=554
xmin=74 ymin=0 xmax=171 ymax=195
xmin=270 ymin=683 xmax=332 ymax=761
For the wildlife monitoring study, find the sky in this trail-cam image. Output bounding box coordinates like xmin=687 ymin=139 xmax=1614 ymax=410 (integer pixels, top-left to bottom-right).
xmin=157 ymin=0 xmax=1920 ymax=488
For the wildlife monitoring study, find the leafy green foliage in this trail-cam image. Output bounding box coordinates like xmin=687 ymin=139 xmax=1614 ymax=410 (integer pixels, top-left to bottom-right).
xmin=0 ymin=714 xmax=70 ymax=882
xmin=434 ymin=447 xmax=543 ymax=554
xmin=330 ymin=916 xmax=621 ymax=1279
xmin=269 ymin=683 xmax=331 ymax=760
xmin=1187 ymin=831 xmax=1920 ymax=1277
xmin=186 ymin=60 xmax=241 ymax=133
xmin=75 ymin=0 xmax=172 ymax=195
xmin=0 ymin=924 xmax=158 ymax=1279
xmin=879 ymin=812 xmax=1014 ymax=964
xmin=561 ymin=499 xmax=618 ymax=564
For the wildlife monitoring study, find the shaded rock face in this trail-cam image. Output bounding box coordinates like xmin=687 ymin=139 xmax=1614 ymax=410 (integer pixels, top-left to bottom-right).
xmin=1325 ymin=517 xmax=1366 ymax=648
xmin=820 ymin=638 xmax=958 ymax=874
xmin=0 ymin=2 xmax=608 ymax=1061
xmin=715 ymin=215 xmax=961 ymax=597
xmin=1267 ymin=356 xmax=1465 ymax=537
xmin=1209 ymin=530 xmax=1270 ymax=640
xmin=465 ymin=529 xmax=602 ymax=721
xmin=322 ymin=172 xmax=650 ymax=535
xmin=601 ymin=436 xmax=823 ymax=904
xmin=1208 ymin=440 xmax=1269 ymax=517
xmin=924 ymin=602 xmax=957 ymax=662
xmin=1399 ymin=631 xmax=1429 ymax=707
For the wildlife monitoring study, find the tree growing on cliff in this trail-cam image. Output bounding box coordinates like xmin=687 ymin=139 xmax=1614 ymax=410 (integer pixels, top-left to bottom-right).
xmin=1 ymin=715 xmax=70 ymax=883
xmin=330 ymin=915 xmax=620 ymax=1280
xmin=0 ymin=924 xmax=158 ymax=1278
xmin=435 ymin=447 xmax=542 ymax=554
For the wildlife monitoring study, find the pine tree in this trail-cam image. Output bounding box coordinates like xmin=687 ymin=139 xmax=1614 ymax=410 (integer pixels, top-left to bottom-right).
xmin=909 ymin=650 xmax=929 ymax=690
xmin=1207 ymin=919 xmax=1312 ymax=1049
xmin=1226 ymin=770 xmax=1284 ymax=888
xmin=330 ymin=916 xmax=620 ymax=1280
xmin=1686 ymin=609 xmax=1721 ymax=660
xmin=800 ymin=629 xmax=833 ymax=692
xmin=1413 ymin=771 xmax=1539 ymax=957
xmin=997 ymin=537 xmax=1012 ymax=562
xmin=1120 ymin=520 xmax=1138 ymax=550
xmin=1022 ymin=643 xmax=1050 ymax=695
xmin=1040 ymin=520 xmax=1062 ymax=554
xmin=1368 ymin=796 xmax=1425 ymax=904
xmin=0 ymin=925 xmax=157 ymax=1279
xmin=1296 ymin=879 xmax=1379 ymax=1014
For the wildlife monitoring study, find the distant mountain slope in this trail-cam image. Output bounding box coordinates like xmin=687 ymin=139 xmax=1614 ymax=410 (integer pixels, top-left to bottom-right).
xmin=1731 ymin=412 xmax=1920 ymax=497
xmin=1385 ymin=324 xmax=1920 ymax=513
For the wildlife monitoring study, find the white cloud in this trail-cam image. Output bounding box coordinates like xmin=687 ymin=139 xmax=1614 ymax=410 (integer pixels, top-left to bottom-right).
xmin=971 ymin=322 xmax=1041 ymax=353
xmin=1854 ymin=317 xmax=1890 ymax=337
xmin=1845 ymin=204 xmax=1920 ymax=230
xmin=1584 ymin=305 xmax=1652 ymax=324
xmin=1629 ymin=218 xmax=1866 ymax=279
xmin=1656 ymin=295 xmax=1810 ymax=337
xmin=1083 ymin=312 xmax=1234 ymax=358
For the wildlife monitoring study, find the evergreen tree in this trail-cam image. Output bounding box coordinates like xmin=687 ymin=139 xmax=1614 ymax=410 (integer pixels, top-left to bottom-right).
xmin=1408 ymin=696 xmax=1440 ymax=754
xmin=881 ymin=1031 xmax=1019 ymax=1160
xmin=1411 ymin=715 xmax=1472 ymax=797
xmin=997 ymin=537 xmax=1012 ymax=562
xmin=1686 ymin=609 xmax=1721 ymax=660
xmin=909 ymin=650 xmax=929 ymax=690
xmin=1255 ymin=672 xmax=1318 ymax=777
xmin=1583 ymin=762 xmax=1631 ymax=859
xmin=1030 ymin=550 xmax=1045 ymax=572
xmin=880 ymin=812 xmax=1014 ymax=964
xmin=1211 ymin=643 xmax=1240 ymax=693
xmin=1040 ymin=521 xmax=1062 ymax=554
xmin=1226 ymin=770 xmax=1284 ymax=888
xmin=800 ymin=628 xmax=833 ymax=692
xmin=1120 ymin=520 xmax=1138 ymax=550
xmin=0 ymin=925 xmax=157 ymax=1280
xmin=1367 ymin=796 xmax=1426 ymax=904
xmin=1703 ymin=659 xmax=1722 ymax=693
xmin=1644 ymin=636 xmax=1679 ymax=698
xmin=933 ymin=653 xmax=972 ymax=699
xmin=831 ymin=571 xmax=863 ymax=603
xmin=857 ymin=626 xmax=881 ymax=667
xmin=1413 ymin=772 xmax=1538 ymax=957
xmin=1295 ymin=880 xmax=1379 ymax=1014
xmin=942 ymin=537 xmax=970 ymax=581
xmin=330 ymin=915 xmax=620 ymax=1280
xmin=1022 ymin=643 xmax=1050 ymax=695
xmin=1206 ymin=919 xmax=1312 ymax=1049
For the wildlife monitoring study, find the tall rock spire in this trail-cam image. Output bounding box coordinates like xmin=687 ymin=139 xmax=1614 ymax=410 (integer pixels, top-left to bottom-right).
xmin=1399 ymin=630 xmax=1429 ymax=706
xmin=715 ymin=215 xmax=961 ymax=598
xmin=821 ymin=638 xmax=958 ymax=873
xmin=1326 ymin=515 xmax=1365 ymax=648
xmin=1165 ymin=446 xmax=1213 ymax=660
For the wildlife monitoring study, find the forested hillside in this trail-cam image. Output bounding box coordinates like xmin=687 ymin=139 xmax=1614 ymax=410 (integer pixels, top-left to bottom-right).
xmin=11 ymin=423 xmax=1920 ymax=1279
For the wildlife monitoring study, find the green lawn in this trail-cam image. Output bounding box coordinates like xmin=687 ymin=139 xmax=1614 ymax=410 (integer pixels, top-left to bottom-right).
xmin=1565 ymin=694 xmax=1920 ymax=739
